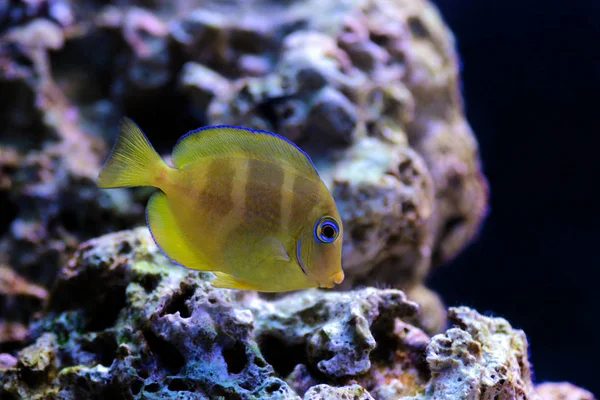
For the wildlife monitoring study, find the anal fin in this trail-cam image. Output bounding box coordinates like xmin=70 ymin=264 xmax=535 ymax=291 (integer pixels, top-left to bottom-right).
xmin=211 ymin=272 xmax=259 ymax=290
xmin=147 ymin=192 xmax=211 ymax=271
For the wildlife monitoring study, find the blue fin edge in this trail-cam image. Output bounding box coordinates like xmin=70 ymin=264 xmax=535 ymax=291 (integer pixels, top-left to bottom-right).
xmin=173 ymin=124 xmax=320 ymax=176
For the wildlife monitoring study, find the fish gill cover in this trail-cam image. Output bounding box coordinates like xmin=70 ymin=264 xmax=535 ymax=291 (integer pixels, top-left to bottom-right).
xmin=0 ymin=0 xmax=593 ymax=399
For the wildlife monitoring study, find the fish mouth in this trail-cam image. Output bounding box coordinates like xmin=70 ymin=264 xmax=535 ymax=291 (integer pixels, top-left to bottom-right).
xmin=317 ymin=270 xmax=344 ymax=288
xmin=330 ymin=270 xmax=344 ymax=284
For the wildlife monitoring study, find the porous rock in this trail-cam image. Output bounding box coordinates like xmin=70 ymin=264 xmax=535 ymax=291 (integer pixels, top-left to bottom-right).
xmin=0 ymin=228 xmax=430 ymax=399
xmin=0 ymin=228 xmax=593 ymax=399
xmin=1 ymin=228 xmax=299 ymax=399
xmin=536 ymin=382 xmax=596 ymax=400
xmin=303 ymin=384 xmax=375 ymax=400
xmin=249 ymin=285 xmax=419 ymax=378
xmin=0 ymin=228 xmax=429 ymax=399
xmin=407 ymin=306 xmax=540 ymax=400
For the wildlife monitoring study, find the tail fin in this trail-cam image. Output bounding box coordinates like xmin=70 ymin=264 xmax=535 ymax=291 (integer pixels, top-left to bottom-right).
xmin=97 ymin=118 xmax=167 ymax=189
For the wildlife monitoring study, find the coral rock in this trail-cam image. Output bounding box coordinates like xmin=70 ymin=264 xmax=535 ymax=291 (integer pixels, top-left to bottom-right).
xmin=536 ymin=382 xmax=596 ymax=400
xmin=0 ymin=228 xmax=425 ymax=399
xmin=304 ymin=384 xmax=375 ymax=400
xmin=1 ymin=228 xmax=300 ymax=399
xmin=0 ymin=228 xmax=592 ymax=399
xmin=409 ymin=306 xmax=540 ymax=400
xmin=251 ymin=286 xmax=418 ymax=378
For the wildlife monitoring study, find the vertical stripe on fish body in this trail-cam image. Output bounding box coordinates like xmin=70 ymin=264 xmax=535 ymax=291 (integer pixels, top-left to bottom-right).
xmin=96 ymin=118 xmax=344 ymax=292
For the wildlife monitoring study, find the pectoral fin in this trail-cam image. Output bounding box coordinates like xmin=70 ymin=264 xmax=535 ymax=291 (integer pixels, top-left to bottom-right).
xmin=254 ymin=236 xmax=290 ymax=262
xmin=211 ymin=272 xmax=259 ymax=290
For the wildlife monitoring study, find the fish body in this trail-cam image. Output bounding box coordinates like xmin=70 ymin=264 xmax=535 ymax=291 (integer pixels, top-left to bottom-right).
xmin=97 ymin=118 xmax=344 ymax=292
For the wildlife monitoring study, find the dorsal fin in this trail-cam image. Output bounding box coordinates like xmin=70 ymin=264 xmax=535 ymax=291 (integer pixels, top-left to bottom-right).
xmin=171 ymin=125 xmax=319 ymax=179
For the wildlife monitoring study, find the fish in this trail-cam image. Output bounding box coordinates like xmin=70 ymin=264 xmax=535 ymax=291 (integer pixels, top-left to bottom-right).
xmin=96 ymin=118 xmax=344 ymax=292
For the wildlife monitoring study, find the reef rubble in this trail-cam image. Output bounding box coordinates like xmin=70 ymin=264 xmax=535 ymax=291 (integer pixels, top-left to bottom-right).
xmin=0 ymin=228 xmax=593 ymax=399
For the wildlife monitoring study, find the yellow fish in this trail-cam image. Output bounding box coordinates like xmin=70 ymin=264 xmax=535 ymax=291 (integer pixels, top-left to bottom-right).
xmin=97 ymin=118 xmax=344 ymax=292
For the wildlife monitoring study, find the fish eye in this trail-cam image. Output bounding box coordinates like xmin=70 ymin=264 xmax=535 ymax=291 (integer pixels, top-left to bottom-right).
xmin=314 ymin=216 xmax=340 ymax=243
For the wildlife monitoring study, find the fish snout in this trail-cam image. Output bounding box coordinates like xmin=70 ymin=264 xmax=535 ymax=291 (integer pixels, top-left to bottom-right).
xmin=331 ymin=270 xmax=344 ymax=285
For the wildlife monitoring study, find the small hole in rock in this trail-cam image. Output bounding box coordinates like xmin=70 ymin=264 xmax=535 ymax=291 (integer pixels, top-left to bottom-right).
xmin=0 ymin=191 xmax=18 ymax=237
xmin=402 ymin=200 xmax=416 ymax=214
xmin=101 ymin=383 xmax=126 ymax=399
xmin=81 ymin=332 xmax=118 ymax=367
xmin=398 ymin=159 xmax=412 ymax=175
xmin=440 ymin=216 xmax=465 ymax=241
xmin=142 ymin=328 xmax=185 ymax=374
xmin=257 ymin=335 xmax=306 ymax=377
xmin=117 ymin=241 xmax=132 ymax=255
xmin=254 ymin=356 xmax=267 ymax=368
xmin=351 ymin=224 xmax=371 ymax=243
xmin=168 ymin=378 xmax=190 ymax=392
xmin=140 ymin=273 xmax=161 ymax=293
xmin=281 ymin=104 xmax=295 ymax=119
xmin=370 ymin=33 xmax=389 ymax=47
xmin=386 ymin=235 xmax=400 ymax=246
xmin=78 ymin=267 xmax=128 ymax=332
xmin=222 ymin=341 xmax=247 ymax=374
xmin=407 ymin=16 xmax=429 ymax=38
xmin=211 ymin=384 xmax=243 ymax=400
xmin=145 ymin=382 xmax=160 ymax=393
xmin=162 ymin=284 xmax=195 ymax=318
xmin=366 ymin=121 xmax=377 ymax=136
xmin=131 ymin=380 xmax=143 ymax=395
xmin=264 ymin=381 xmax=282 ymax=394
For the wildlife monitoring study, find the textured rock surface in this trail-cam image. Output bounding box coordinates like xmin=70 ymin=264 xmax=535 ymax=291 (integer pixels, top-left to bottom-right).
xmin=407 ymin=307 xmax=540 ymax=400
xmin=1 ymin=229 xmax=299 ymax=399
xmin=536 ymin=383 xmax=596 ymax=400
xmin=250 ymin=287 xmax=419 ymax=378
xmin=0 ymin=228 xmax=593 ymax=399
xmin=304 ymin=384 xmax=375 ymax=400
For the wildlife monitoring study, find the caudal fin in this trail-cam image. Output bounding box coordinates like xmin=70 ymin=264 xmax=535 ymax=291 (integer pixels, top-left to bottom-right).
xmin=97 ymin=118 xmax=167 ymax=189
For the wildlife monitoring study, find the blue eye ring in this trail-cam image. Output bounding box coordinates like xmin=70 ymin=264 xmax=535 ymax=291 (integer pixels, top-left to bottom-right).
xmin=314 ymin=216 xmax=340 ymax=243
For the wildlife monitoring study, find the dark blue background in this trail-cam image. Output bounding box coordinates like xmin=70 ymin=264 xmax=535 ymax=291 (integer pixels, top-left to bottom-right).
xmin=428 ymin=0 xmax=599 ymax=395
